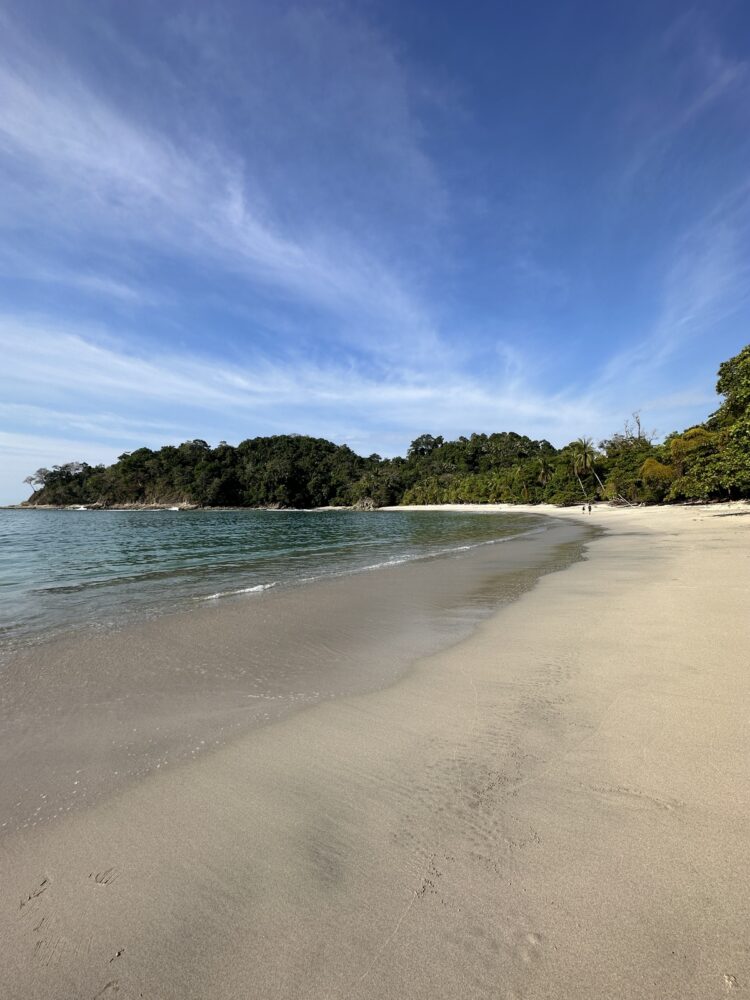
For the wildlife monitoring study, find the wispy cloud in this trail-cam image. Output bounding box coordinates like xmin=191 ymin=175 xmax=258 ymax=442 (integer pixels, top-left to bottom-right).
xmin=0 ymin=402 xmax=183 ymax=440
xmin=620 ymin=10 xmax=748 ymax=186
xmin=0 ymin=250 xmax=156 ymax=304
xmin=0 ymin=313 xmax=597 ymax=460
xmin=598 ymin=186 xmax=750 ymax=397
xmin=0 ymin=8 xmax=447 ymax=361
xmin=0 ymin=314 xmax=563 ymax=412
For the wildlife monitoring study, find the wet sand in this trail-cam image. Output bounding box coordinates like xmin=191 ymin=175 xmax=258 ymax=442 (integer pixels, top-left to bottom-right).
xmin=1 ymin=503 xmax=749 ymax=999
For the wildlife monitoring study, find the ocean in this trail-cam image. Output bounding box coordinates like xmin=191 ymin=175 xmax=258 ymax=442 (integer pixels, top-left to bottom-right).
xmin=0 ymin=507 xmax=548 ymax=648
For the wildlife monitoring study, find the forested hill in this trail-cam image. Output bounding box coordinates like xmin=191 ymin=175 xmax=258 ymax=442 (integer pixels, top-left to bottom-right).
xmin=23 ymin=344 xmax=750 ymax=509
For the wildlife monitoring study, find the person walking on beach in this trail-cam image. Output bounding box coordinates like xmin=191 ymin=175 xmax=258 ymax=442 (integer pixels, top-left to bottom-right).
xmin=588 ymin=503 xmax=592 ymax=514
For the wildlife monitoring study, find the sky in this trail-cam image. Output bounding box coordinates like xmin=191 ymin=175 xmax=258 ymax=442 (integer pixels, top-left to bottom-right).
xmin=2 ymin=0 xmax=750 ymax=503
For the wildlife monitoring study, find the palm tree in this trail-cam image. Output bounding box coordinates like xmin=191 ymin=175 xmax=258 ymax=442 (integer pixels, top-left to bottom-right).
xmin=488 ymin=470 xmax=504 ymax=503
xmin=571 ymin=437 xmax=606 ymax=499
xmin=536 ymin=455 xmax=554 ymax=488
xmin=511 ymin=463 xmax=529 ymax=502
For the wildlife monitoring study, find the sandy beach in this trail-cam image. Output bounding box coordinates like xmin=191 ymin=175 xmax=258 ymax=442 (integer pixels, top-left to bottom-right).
xmin=1 ymin=503 xmax=749 ymax=999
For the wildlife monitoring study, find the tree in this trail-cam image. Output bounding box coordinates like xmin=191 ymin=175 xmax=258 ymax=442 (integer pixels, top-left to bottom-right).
xmin=569 ymin=438 xmax=596 ymax=499
xmin=597 ymin=420 xmax=657 ymax=504
xmin=536 ymin=455 xmax=554 ymax=487
xmin=572 ymin=437 xmax=605 ymax=493
xmin=640 ymin=458 xmax=675 ymax=491
xmin=407 ymin=434 xmax=444 ymax=458
xmin=713 ymin=344 xmax=750 ymax=424
xmin=24 ymin=468 xmax=51 ymax=492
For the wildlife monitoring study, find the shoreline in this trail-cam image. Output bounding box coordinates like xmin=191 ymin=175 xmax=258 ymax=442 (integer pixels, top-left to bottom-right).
xmin=1 ymin=503 xmax=748 ymax=998
xmin=5 ymin=498 xmax=748 ymax=511
xmin=1 ymin=506 xmax=554 ymax=650
xmin=0 ymin=514 xmax=591 ymax=837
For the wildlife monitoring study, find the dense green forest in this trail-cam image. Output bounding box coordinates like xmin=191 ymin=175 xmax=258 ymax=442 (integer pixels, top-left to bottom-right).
xmin=23 ymin=344 xmax=750 ymax=509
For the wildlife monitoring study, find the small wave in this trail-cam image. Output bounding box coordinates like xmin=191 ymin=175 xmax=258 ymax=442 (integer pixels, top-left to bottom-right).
xmin=199 ymin=582 xmax=277 ymax=601
xmin=359 ymin=556 xmax=412 ymax=570
xmin=294 ymin=524 xmax=548 ymax=586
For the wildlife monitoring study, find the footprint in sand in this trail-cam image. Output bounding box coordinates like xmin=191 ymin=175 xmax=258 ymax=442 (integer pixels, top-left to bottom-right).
xmin=89 ymin=867 xmax=120 ymax=886
xmin=33 ymin=933 xmax=66 ymax=968
xmin=517 ymin=931 xmax=544 ymax=965
xmin=19 ymin=876 xmax=50 ymax=911
xmin=93 ymin=981 xmax=119 ymax=998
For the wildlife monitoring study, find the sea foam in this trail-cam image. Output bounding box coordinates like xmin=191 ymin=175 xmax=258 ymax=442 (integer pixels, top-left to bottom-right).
xmin=200 ymin=582 xmax=278 ymax=601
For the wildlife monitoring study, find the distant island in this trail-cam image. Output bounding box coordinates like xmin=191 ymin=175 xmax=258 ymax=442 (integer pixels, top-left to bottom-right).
xmin=22 ymin=345 xmax=750 ymax=510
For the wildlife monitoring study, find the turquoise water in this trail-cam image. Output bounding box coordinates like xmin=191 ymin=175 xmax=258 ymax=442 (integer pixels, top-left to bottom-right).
xmin=0 ymin=508 xmax=545 ymax=647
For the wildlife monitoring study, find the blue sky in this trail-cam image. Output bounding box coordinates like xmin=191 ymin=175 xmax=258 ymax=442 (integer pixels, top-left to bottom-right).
xmin=2 ymin=0 xmax=750 ymax=503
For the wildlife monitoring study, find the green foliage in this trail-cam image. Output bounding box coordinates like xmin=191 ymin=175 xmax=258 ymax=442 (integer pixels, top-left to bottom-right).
xmin=640 ymin=458 xmax=675 ymax=486
xmin=597 ymin=421 xmax=662 ymax=503
xmin=542 ymin=458 xmax=583 ymax=506
xmin=23 ymin=345 xmax=750 ymax=508
xmin=714 ymin=344 xmax=750 ymax=425
xmin=28 ymin=436 xmax=372 ymax=509
xmin=659 ymin=344 xmax=750 ymax=501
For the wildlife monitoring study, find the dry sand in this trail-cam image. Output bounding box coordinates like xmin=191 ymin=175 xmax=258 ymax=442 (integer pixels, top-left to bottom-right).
xmin=1 ymin=503 xmax=748 ymax=999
